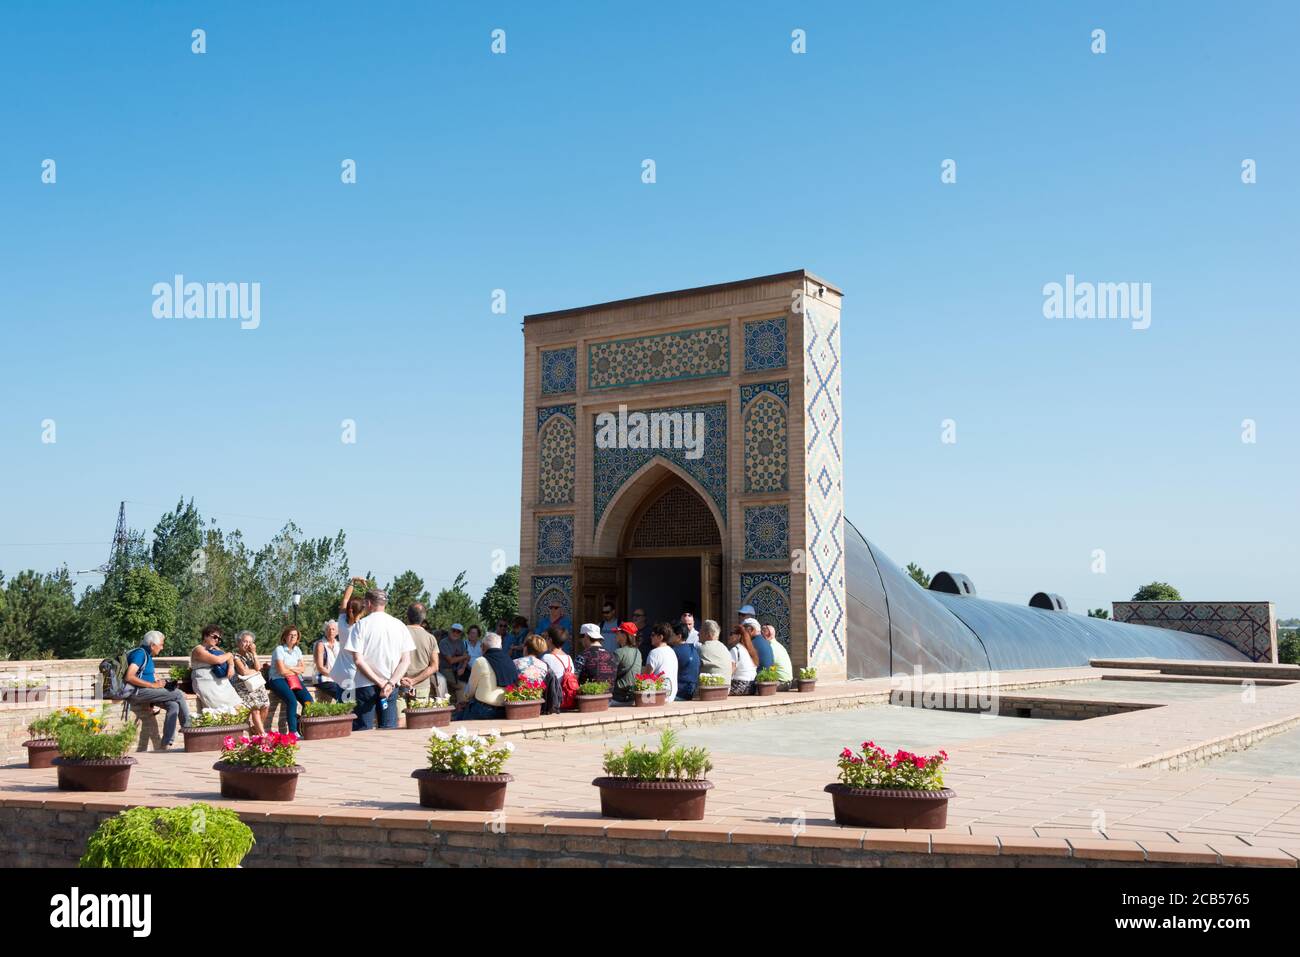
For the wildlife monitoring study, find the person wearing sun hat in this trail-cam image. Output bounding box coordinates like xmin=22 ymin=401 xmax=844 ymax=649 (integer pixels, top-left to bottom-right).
xmin=611 ymin=621 xmax=643 ymax=703
xmin=576 ymin=621 xmax=617 ymax=687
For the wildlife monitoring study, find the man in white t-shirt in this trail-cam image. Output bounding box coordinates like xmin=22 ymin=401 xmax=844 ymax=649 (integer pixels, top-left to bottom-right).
xmin=643 ymin=621 xmax=679 ymax=703
xmin=343 ymin=589 xmax=415 ymax=730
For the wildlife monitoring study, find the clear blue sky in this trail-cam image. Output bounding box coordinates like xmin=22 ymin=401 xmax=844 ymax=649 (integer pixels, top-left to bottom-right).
xmin=1 ymin=1 xmax=1295 ymax=616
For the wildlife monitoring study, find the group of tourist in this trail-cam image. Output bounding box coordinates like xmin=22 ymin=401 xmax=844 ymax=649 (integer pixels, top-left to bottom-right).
xmin=118 ymin=580 xmax=794 ymax=746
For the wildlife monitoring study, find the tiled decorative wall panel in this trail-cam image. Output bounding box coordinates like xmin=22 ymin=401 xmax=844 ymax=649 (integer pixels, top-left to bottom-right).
xmin=592 ymin=402 xmax=727 ymax=530
xmin=587 ymin=326 xmax=728 ymax=390
xmin=531 ymin=575 xmax=572 ymax=628
xmin=540 ymin=347 xmax=577 ymax=395
xmin=536 ymin=514 xmax=574 ymax=566
xmin=744 ymin=317 xmax=787 ymax=371
xmin=744 ymin=505 xmax=789 ymax=561
xmin=741 ymin=572 xmax=792 ymax=646
xmin=804 ymin=301 xmax=844 ymax=666
xmin=537 ymin=405 xmax=576 ymax=504
xmin=742 ymin=381 xmax=789 ymax=493
xmin=1111 ymin=602 xmax=1277 ymax=662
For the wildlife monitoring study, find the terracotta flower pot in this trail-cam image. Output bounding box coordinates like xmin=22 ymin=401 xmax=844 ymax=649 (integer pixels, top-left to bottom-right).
xmin=504 ymin=699 xmax=544 ymax=720
xmin=410 ymin=770 xmax=513 ymax=811
xmin=54 ymin=756 xmax=137 ymax=792
xmin=576 ymin=694 xmax=612 ymax=713
xmin=2 ymin=686 xmax=49 ymax=704
xmin=22 ymin=738 xmax=60 ymax=769
xmin=405 ymin=707 xmax=454 ymax=729
xmin=695 ymin=685 xmax=729 ymax=701
xmin=593 ymin=777 xmax=714 ymax=821
xmin=300 ymin=714 xmax=354 ymax=740
xmin=181 ymin=724 xmax=249 ymax=753
xmin=633 ymin=690 xmax=667 ymax=708
xmin=823 ymin=785 xmax=956 ymax=829
xmin=797 ymin=679 xmax=817 ymax=693
xmin=215 ymin=763 xmax=304 ymax=801
xmin=755 ymin=681 xmax=778 ymax=697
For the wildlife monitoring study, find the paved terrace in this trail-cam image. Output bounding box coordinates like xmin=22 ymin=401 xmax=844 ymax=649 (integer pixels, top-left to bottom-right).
xmin=4 ymin=663 xmax=1300 ymax=867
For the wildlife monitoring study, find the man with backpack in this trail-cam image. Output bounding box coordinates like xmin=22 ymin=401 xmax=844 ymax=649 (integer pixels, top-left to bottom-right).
xmin=123 ymin=631 xmax=190 ymax=748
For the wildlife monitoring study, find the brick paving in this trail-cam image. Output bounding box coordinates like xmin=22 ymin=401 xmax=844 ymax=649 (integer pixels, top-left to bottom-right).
xmin=5 ymin=664 xmax=1300 ymax=866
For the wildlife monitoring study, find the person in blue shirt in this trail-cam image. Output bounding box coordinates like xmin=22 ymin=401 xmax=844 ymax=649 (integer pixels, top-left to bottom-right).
xmin=538 ymin=601 xmax=572 ymax=652
xmin=503 ymin=616 xmax=530 ymax=658
xmin=669 ymin=623 xmax=700 ymax=701
xmin=124 ymin=630 xmax=191 ymax=748
xmin=745 ymin=618 xmax=774 ymax=671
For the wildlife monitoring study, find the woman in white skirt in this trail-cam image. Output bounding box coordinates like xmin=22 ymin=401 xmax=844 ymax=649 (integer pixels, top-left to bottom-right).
xmin=189 ymin=625 xmax=246 ymax=713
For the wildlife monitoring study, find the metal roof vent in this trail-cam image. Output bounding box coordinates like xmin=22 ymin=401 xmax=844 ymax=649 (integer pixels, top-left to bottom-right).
xmin=1029 ymin=592 xmax=1068 ymax=612
xmin=930 ymin=571 xmax=976 ymax=596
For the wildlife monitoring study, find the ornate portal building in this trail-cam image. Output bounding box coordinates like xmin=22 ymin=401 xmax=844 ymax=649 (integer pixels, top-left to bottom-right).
xmin=518 ymin=271 xmax=848 ymax=678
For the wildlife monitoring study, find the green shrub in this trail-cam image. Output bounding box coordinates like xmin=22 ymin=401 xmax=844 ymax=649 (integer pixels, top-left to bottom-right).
xmin=578 ymin=680 xmax=610 ymax=695
xmin=602 ymin=729 xmax=712 ymax=782
xmin=28 ymin=706 xmax=85 ymax=740
xmin=168 ymin=666 xmax=191 ymax=682
xmin=697 ymin=674 xmax=728 ymax=687
xmin=189 ymin=707 xmax=250 ymax=728
xmin=300 ymin=700 xmax=355 ymax=718
xmin=80 ymin=804 xmax=254 ymax=868
xmin=755 ymin=665 xmax=781 ymax=683
xmin=798 ymin=667 xmax=817 ymax=680
xmin=427 ymin=727 xmax=514 ymax=775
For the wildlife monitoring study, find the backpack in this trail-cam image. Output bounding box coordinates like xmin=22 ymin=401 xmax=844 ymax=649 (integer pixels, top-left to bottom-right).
xmin=100 ymin=651 xmax=136 ymax=701
xmin=554 ymin=650 xmax=579 ymax=710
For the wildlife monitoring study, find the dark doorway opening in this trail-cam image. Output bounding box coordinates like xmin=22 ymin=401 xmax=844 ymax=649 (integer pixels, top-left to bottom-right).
xmin=627 ymin=557 xmax=701 ymax=628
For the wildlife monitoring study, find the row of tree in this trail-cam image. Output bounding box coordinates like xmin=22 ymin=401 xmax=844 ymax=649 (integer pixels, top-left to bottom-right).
xmin=0 ymin=498 xmax=518 ymax=661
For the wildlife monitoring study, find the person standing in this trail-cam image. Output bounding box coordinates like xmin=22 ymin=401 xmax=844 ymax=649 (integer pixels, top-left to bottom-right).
xmin=612 ymin=622 xmax=643 ymax=703
xmin=312 ymin=620 xmax=348 ymax=703
xmin=125 ymin=631 xmax=190 ymax=748
xmin=644 ymin=622 xmax=680 ymax=703
xmin=503 ymin=616 xmax=530 ymax=658
xmin=401 ymin=603 xmax=443 ymax=700
xmin=539 ymin=600 xmax=572 ymax=640
xmin=599 ymin=602 xmax=620 ymax=645
xmin=679 ymin=612 xmax=700 ymax=645
xmin=668 ymin=623 xmax=700 ymax=701
xmin=344 ymin=589 xmax=415 ymax=730
xmin=439 ymin=624 xmax=470 ymax=703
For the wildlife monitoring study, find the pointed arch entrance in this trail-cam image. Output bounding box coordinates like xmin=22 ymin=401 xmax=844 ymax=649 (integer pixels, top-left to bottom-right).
xmin=576 ymin=464 xmax=725 ymax=629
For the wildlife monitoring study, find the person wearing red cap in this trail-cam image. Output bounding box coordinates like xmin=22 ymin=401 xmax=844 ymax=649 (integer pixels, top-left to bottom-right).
xmin=612 ymin=621 xmax=643 ymax=703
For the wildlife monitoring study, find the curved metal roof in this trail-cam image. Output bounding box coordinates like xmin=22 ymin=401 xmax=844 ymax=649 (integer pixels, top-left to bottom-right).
xmin=844 ymin=518 xmax=1245 ymax=678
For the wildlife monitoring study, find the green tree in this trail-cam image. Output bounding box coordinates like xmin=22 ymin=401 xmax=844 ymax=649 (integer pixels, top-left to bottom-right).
xmin=1278 ymin=631 xmax=1300 ymax=666
xmin=151 ymin=497 xmax=203 ymax=589
xmin=905 ymin=563 xmax=931 ymax=588
xmin=387 ymin=570 xmax=431 ymax=618
xmin=0 ymin=568 xmax=83 ymax=660
xmin=104 ymin=567 xmax=179 ymax=655
xmin=1088 ymin=608 xmax=1110 ymax=619
xmin=429 ymin=571 xmax=482 ymax=634
xmin=1132 ymin=582 xmax=1182 ymax=602
xmin=479 ymin=565 xmax=519 ymax=627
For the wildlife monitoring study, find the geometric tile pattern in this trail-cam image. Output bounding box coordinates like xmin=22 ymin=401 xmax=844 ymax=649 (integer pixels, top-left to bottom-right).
xmin=538 ymin=409 xmax=576 ymax=504
xmin=741 ymin=572 xmax=792 ymax=647
xmin=536 ymin=514 xmax=574 ymax=566
xmin=592 ymin=402 xmax=727 ymax=531
xmin=588 ymin=326 xmax=728 ymax=391
xmin=742 ymin=383 xmax=788 ymax=493
xmin=1111 ymin=602 xmax=1277 ymax=663
xmin=744 ymin=316 xmax=788 ymax=372
xmin=744 ymin=505 xmax=789 ymax=561
xmin=531 ymin=574 xmax=572 ymax=630
xmin=540 ymin=347 xmax=577 ymax=395
xmin=804 ymin=300 xmax=844 ymax=666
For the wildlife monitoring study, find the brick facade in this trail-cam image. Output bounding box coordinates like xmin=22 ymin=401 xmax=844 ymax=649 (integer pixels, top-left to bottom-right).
xmin=519 ymin=272 xmax=846 ymax=678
